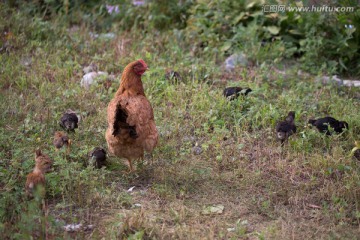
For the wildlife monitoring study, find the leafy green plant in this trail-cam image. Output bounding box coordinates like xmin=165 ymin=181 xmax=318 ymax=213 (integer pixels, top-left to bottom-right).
xmin=185 ymin=0 xmax=360 ymax=76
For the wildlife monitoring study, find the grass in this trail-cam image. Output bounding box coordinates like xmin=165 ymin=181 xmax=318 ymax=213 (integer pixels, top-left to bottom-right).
xmin=1 ymin=7 xmax=360 ymax=240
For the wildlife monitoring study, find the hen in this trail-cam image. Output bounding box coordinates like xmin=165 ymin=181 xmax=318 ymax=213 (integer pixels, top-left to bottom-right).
xmin=105 ymin=59 xmax=158 ymax=172
xmin=308 ymin=117 xmax=348 ymax=135
xmin=25 ymin=149 xmax=53 ymax=198
xmin=276 ymin=111 xmax=297 ymax=145
xmin=223 ymin=87 xmax=252 ymax=100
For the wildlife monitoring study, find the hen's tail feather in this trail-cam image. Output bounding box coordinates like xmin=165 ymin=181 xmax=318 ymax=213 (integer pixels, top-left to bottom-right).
xmin=113 ymin=104 xmax=138 ymax=139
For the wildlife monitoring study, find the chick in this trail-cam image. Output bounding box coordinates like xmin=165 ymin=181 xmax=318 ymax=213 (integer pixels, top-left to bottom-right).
xmin=53 ymin=131 xmax=71 ymax=153
xmin=354 ymin=149 xmax=360 ymax=161
xmin=223 ymin=87 xmax=252 ymax=100
xmin=89 ymin=147 xmax=107 ymax=169
xmin=25 ymin=149 xmax=53 ymax=198
xmin=276 ymin=111 xmax=297 ymax=145
xmin=308 ymin=117 xmax=348 ymax=135
xmin=165 ymin=70 xmax=182 ymax=82
xmin=352 ymin=141 xmax=360 ymax=161
xmin=60 ymin=109 xmax=79 ymax=132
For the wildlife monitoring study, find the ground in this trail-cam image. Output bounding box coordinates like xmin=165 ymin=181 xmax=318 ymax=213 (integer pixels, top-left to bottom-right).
xmin=1 ymin=18 xmax=360 ymax=240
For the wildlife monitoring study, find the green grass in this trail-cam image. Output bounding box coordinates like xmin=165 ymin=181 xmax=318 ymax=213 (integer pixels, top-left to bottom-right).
xmin=1 ymin=8 xmax=360 ymax=240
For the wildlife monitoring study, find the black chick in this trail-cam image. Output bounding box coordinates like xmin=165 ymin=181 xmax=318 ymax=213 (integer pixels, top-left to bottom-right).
xmin=308 ymin=117 xmax=348 ymax=135
xmin=89 ymin=147 xmax=107 ymax=169
xmin=223 ymin=87 xmax=252 ymax=100
xmin=165 ymin=70 xmax=182 ymax=82
xmin=60 ymin=110 xmax=79 ymax=132
xmin=276 ymin=111 xmax=297 ymax=145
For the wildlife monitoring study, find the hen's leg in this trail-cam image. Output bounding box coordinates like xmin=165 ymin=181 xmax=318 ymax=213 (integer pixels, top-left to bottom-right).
xmin=128 ymin=159 xmax=134 ymax=172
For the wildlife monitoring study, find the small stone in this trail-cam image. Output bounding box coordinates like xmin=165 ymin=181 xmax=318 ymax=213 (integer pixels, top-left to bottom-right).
xmin=63 ymin=223 xmax=83 ymax=232
xmin=224 ymin=53 xmax=248 ymax=71
xmin=192 ymin=145 xmax=203 ymax=155
xmin=80 ymin=71 xmax=109 ymax=89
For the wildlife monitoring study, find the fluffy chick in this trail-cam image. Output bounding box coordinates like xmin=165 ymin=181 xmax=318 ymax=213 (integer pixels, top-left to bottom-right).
xmin=89 ymin=147 xmax=107 ymax=169
xmin=308 ymin=117 xmax=348 ymax=135
xmin=276 ymin=111 xmax=297 ymax=145
xmin=165 ymin=70 xmax=182 ymax=82
xmin=60 ymin=109 xmax=79 ymax=132
xmin=353 ymin=141 xmax=360 ymax=161
xmin=53 ymin=131 xmax=71 ymax=153
xmin=223 ymin=87 xmax=252 ymax=100
xmin=354 ymin=149 xmax=360 ymax=161
xmin=25 ymin=149 xmax=53 ymax=198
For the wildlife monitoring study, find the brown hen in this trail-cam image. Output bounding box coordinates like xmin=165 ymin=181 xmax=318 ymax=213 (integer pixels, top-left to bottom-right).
xmin=105 ymin=59 xmax=158 ymax=172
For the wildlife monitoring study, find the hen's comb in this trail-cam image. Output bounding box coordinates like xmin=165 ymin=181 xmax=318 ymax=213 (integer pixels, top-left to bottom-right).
xmin=138 ymin=59 xmax=148 ymax=68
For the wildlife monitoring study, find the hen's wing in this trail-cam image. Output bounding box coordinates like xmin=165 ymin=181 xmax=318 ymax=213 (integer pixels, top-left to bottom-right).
xmin=108 ymin=95 xmax=158 ymax=152
xmin=113 ymin=104 xmax=138 ymax=138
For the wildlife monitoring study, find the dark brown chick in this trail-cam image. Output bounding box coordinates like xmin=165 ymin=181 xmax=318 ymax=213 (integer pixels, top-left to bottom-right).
xmin=60 ymin=109 xmax=79 ymax=132
xmin=53 ymin=131 xmax=71 ymax=153
xmin=308 ymin=117 xmax=348 ymax=135
xmin=354 ymin=149 xmax=360 ymax=161
xmin=89 ymin=147 xmax=107 ymax=169
xmin=276 ymin=111 xmax=297 ymax=145
xmin=223 ymin=87 xmax=252 ymax=100
xmin=25 ymin=149 xmax=53 ymax=198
